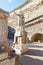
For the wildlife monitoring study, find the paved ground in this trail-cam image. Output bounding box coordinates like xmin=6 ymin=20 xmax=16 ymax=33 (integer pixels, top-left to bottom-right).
xmin=20 ymin=42 xmax=43 ymax=65
xmin=0 ymin=41 xmax=43 ymax=65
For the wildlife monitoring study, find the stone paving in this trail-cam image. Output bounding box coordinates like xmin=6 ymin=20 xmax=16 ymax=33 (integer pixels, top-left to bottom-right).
xmin=0 ymin=42 xmax=43 ymax=65
xmin=20 ymin=42 xmax=43 ymax=65
xmin=0 ymin=51 xmax=19 ymax=65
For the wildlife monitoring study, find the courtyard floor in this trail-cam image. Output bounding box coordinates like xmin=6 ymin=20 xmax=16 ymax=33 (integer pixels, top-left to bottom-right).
xmin=20 ymin=42 xmax=43 ymax=65
xmin=0 ymin=42 xmax=43 ymax=65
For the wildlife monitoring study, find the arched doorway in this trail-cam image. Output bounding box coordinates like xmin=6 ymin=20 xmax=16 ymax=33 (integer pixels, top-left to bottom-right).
xmin=31 ymin=33 xmax=43 ymax=42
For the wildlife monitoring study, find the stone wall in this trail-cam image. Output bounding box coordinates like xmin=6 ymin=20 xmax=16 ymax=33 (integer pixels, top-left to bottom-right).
xmin=0 ymin=8 xmax=9 ymax=42
xmin=8 ymin=0 xmax=43 ymax=42
xmin=8 ymin=12 xmax=19 ymax=29
xmin=0 ymin=18 xmax=8 ymax=41
xmin=25 ymin=18 xmax=43 ymax=40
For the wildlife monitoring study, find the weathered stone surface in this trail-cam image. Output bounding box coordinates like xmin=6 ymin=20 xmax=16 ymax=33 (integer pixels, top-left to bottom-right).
xmin=0 ymin=52 xmax=19 ymax=65
xmin=16 ymin=36 xmax=22 ymax=44
xmin=0 ymin=57 xmax=19 ymax=65
xmin=14 ymin=30 xmax=21 ymax=43
xmin=0 ymin=41 xmax=12 ymax=56
xmin=22 ymin=31 xmax=27 ymax=43
xmin=15 ymin=31 xmax=27 ymax=44
xmin=0 ymin=18 xmax=8 ymax=41
xmin=8 ymin=0 xmax=43 ymax=42
xmin=0 ymin=52 xmax=8 ymax=60
xmin=15 ymin=55 xmax=20 ymax=65
xmin=0 ymin=9 xmax=10 ymax=52
xmin=13 ymin=30 xmax=28 ymax=54
xmin=0 ymin=8 xmax=9 ymax=42
xmin=14 ymin=43 xmax=28 ymax=54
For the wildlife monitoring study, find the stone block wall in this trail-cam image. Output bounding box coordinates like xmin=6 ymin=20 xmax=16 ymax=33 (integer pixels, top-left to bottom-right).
xmin=0 ymin=18 xmax=8 ymax=41
xmin=0 ymin=8 xmax=9 ymax=42
xmin=25 ymin=19 xmax=43 ymax=41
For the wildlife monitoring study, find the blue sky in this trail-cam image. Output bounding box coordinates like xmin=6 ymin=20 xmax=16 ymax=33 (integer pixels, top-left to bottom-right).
xmin=0 ymin=0 xmax=26 ymax=12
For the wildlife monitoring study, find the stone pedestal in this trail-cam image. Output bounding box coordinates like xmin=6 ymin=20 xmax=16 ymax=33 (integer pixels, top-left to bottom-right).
xmin=13 ymin=31 xmax=28 ymax=54
xmin=14 ymin=43 xmax=28 ymax=54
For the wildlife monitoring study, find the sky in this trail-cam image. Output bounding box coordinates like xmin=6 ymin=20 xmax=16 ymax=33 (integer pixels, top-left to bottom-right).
xmin=0 ymin=0 xmax=26 ymax=12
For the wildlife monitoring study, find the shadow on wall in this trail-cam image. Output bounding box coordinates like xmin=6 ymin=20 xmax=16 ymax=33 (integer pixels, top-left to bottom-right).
xmin=8 ymin=26 xmax=16 ymax=39
xmin=31 ymin=33 xmax=43 ymax=42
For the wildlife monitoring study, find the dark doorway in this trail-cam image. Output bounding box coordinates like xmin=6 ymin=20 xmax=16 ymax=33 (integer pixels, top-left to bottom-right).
xmin=8 ymin=26 xmax=15 ymax=39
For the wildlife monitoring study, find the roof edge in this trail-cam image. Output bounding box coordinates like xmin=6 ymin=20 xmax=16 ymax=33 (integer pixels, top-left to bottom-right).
xmin=10 ymin=0 xmax=32 ymax=13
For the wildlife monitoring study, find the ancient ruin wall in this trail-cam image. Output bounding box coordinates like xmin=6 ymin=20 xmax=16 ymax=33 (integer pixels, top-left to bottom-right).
xmin=0 ymin=8 xmax=9 ymax=42
xmin=25 ymin=18 xmax=43 ymax=40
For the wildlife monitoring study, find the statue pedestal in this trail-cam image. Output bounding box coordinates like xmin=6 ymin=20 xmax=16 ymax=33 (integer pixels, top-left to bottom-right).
xmin=13 ymin=31 xmax=28 ymax=55
xmin=14 ymin=43 xmax=28 ymax=54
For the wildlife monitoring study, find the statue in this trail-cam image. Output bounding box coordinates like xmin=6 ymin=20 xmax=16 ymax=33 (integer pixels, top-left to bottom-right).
xmin=13 ymin=11 xmax=28 ymax=54
xmin=14 ymin=11 xmax=25 ymax=43
xmin=14 ymin=11 xmax=25 ymax=34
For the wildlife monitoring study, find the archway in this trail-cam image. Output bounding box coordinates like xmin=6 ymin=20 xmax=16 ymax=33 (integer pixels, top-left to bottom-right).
xmin=31 ymin=33 xmax=43 ymax=42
